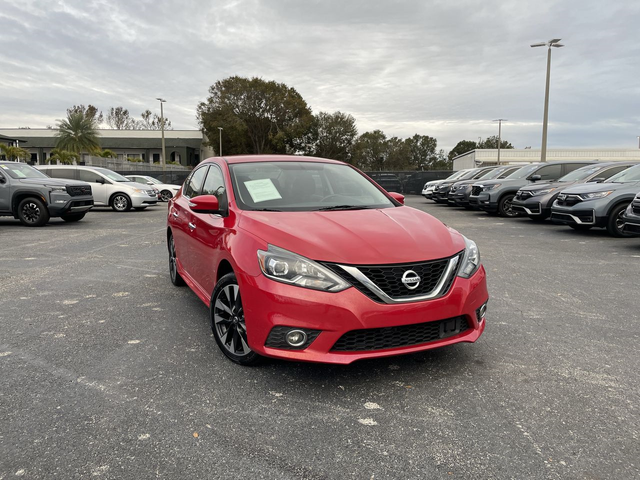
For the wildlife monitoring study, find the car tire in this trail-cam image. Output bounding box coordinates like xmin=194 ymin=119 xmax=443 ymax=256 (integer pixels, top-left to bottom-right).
xmin=528 ymin=215 xmax=548 ymax=222
xmin=160 ymin=190 xmax=173 ymax=202
xmin=606 ymin=203 xmax=634 ymax=237
xmin=110 ymin=194 xmax=131 ymax=212
xmin=17 ymin=197 xmax=50 ymax=227
xmin=569 ymin=224 xmax=592 ymax=231
xmin=168 ymin=234 xmax=185 ymax=287
xmin=498 ymin=194 xmax=518 ymax=217
xmin=61 ymin=212 xmax=86 ymax=222
xmin=210 ymin=273 xmax=261 ymax=366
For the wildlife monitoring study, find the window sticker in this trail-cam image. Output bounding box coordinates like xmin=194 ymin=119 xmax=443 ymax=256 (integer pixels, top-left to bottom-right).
xmin=244 ymin=178 xmax=282 ymax=203
xmin=0 ymin=165 xmax=8 ymax=169
xmin=12 ymin=169 xmax=26 ymax=178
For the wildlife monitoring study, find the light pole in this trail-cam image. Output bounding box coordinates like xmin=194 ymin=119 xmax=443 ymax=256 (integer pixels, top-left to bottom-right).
xmin=493 ymin=119 xmax=507 ymax=165
xmin=218 ymin=127 xmax=223 ymax=156
xmin=531 ymin=39 xmax=564 ymax=162
xmin=156 ymin=97 xmax=167 ymax=180
xmin=637 ymin=136 xmax=640 ymax=149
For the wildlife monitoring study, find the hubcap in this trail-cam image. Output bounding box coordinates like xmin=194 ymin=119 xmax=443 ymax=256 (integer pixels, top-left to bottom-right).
xmin=114 ymin=196 xmax=127 ymax=210
xmin=22 ymin=202 xmax=41 ymax=223
xmin=213 ymin=284 xmax=250 ymax=357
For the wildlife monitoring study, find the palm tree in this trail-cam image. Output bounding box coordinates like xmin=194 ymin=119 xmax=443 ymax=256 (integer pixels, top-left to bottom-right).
xmin=55 ymin=112 xmax=101 ymax=155
xmin=0 ymin=144 xmax=30 ymax=162
xmin=48 ymin=148 xmax=79 ymax=165
xmin=97 ymin=149 xmax=116 ymax=158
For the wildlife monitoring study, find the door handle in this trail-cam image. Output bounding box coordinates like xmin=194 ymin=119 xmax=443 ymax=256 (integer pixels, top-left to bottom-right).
xmin=188 ymin=222 xmax=196 ymax=230
xmin=172 ymin=212 xmax=179 ymax=218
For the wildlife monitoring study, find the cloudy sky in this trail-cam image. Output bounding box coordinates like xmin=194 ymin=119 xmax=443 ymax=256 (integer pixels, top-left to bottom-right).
xmin=1 ymin=0 xmax=639 ymax=151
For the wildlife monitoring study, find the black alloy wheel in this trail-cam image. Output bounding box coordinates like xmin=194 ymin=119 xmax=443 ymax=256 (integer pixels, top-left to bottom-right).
xmin=17 ymin=197 xmax=50 ymax=227
xmin=607 ymin=203 xmax=635 ymax=238
xmin=210 ymin=273 xmax=260 ymax=366
xmin=160 ymin=190 xmax=173 ymax=202
xmin=168 ymin=235 xmax=185 ymax=286
xmin=498 ymin=194 xmax=518 ymax=217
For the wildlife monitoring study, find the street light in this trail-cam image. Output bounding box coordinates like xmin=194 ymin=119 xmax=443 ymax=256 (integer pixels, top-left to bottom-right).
xmin=637 ymin=136 xmax=640 ymax=149
xmin=218 ymin=127 xmax=223 ymax=156
xmin=531 ymin=38 xmax=564 ymax=162
xmin=156 ymin=97 xmax=167 ymax=180
xmin=493 ymin=119 xmax=507 ymax=165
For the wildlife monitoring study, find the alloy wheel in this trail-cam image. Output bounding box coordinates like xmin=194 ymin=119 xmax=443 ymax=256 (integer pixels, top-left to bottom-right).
xmin=113 ymin=195 xmax=128 ymax=211
xmin=169 ymin=237 xmax=177 ymax=281
xmin=213 ymin=284 xmax=251 ymax=357
xmin=21 ymin=202 xmax=41 ymax=223
xmin=161 ymin=190 xmax=173 ymax=202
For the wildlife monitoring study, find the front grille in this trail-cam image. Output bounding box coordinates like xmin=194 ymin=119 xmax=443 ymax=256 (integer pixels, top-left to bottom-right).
xmin=624 ymin=223 xmax=640 ymax=234
xmin=471 ymin=186 xmax=482 ymax=196
xmin=515 ymin=190 xmax=533 ymax=200
xmin=555 ymin=195 xmax=581 ymax=207
xmin=331 ymin=316 xmax=470 ymax=351
xmin=66 ymin=185 xmax=92 ymax=196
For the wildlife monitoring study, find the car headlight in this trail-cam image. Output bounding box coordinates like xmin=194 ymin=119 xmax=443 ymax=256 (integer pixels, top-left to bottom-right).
xmin=579 ymin=191 xmax=613 ymax=200
xmin=257 ymin=245 xmax=350 ymax=292
xmin=133 ymin=188 xmax=145 ymax=193
xmin=483 ymin=184 xmax=501 ymax=191
xmin=48 ymin=186 xmax=67 ymax=193
xmin=457 ymin=237 xmax=481 ymax=279
xmin=531 ymin=188 xmax=556 ymax=196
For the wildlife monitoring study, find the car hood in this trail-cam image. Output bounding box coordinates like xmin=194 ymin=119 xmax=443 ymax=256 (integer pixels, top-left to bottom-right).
xmin=559 ymin=182 xmax=640 ymax=195
xmin=17 ymin=178 xmax=90 ymax=187
xmin=238 ymin=206 xmax=466 ymax=264
xmin=522 ymin=181 xmax=576 ymax=192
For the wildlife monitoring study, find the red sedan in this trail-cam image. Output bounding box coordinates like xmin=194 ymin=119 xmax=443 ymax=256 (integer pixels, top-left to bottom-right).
xmin=167 ymin=155 xmax=488 ymax=365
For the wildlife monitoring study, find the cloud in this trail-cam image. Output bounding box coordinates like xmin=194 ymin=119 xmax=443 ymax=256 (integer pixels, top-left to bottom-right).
xmin=0 ymin=0 xmax=638 ymax=150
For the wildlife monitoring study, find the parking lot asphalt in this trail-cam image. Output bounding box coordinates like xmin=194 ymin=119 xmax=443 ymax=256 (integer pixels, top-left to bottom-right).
xmin=1 ymin=198 xmax=639 ymax=479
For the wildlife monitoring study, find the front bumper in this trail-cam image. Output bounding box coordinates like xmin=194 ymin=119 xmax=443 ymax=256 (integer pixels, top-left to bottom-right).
xmin=622 ymin=203 xmax=640 ymax=234
xmin=237 ymin=267 xmax=489 ymax=364
xmin=47 ymin=193 xmax=94 ymax=216
xmin=512 ymin=199 xmax=545 ymax=217
xmin=550 ymin=205 xmax=603 ymax=227
xmin=131 ymin=193 xmax=158 ymax=207
xmin=476 ymin=192 xmax=499 ymax=212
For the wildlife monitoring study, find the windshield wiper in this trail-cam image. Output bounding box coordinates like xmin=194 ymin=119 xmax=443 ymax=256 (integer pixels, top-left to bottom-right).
xmin=316 ymin=205 xmax=373 ymax=211
xmin=252 ymin=208 xmax=282 ymax=212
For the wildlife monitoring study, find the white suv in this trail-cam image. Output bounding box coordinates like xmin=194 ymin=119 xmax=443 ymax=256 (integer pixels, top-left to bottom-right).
xmin=37 ymin=165 xmax=158 ymax=211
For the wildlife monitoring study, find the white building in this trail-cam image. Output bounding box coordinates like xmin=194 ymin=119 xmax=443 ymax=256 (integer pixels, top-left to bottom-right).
xmin=452 ymin=149 xmax=640 ymax=171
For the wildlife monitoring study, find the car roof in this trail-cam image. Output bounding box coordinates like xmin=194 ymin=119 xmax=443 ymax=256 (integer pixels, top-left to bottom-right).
xmin=204 ymin=155 xmax=345 ymax=166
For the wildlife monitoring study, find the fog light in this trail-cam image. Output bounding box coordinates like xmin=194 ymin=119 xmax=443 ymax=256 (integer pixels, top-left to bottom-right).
xmin=476 ymin=302 xmax=488 ymax=322
xmin=285 ymin=330 xmax=307 ymax=347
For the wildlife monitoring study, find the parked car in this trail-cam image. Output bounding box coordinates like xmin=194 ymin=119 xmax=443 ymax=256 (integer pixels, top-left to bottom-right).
xmin=366 ymin=173 xmax=401 ymax=192
xmin=167 ymin=155 xmax=488 ymax=365
xmin=449 ymin=165 xmax=520 ymax=208
xmin=422 ymin=170 xmax=472 ymax=199
xmin=37 ymin=165 xmax=158 ymax=212
xmin=621 ymin=193 xmax=640 ymax=235
xmin=125 ymin=175 xmax=182 ymax=202
xmin=0 ymin=161 xmax=93 ymax=226
xmin=471 ymin=161 xmax=595 ymax=217
xmin=432 ymin=167 xmax=498 ymax=204
xmin=513 ymin=162 xmax=636 ymax=221
xmin=550 ymin=164 xmax=640 ymax=237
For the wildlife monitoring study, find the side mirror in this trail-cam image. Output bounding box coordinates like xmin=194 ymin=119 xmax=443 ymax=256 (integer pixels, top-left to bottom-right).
xmin=147 ymin=181 xmax=154 ymax=185
xmin=189 ymin=195 xmax=221 ymax=214
xmin=96 ymin=177 xmax=105 ymax=184
xmin=529 ymin=175 xmax=542 ymax=182
xmin=0 ymin=176 xmax=6 ymax=184
xmin=389 ymin=192 xmax=405 ymax=205
xmin=589 ymin=177 xmax=605 ymax=183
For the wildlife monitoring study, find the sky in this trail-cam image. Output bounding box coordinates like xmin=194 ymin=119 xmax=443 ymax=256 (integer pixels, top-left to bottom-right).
xmin=0 ymin=0 xmax=639 ymax=151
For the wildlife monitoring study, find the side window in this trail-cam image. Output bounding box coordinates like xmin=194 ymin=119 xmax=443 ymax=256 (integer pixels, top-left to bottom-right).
xmin=201 ymin=166 xmax=228 ymax=211
xmin=49 ymin=168 xmax=76 ymax=180
xmin=562 ymin=163 xmax=590 ymax=175
xmin=0 ymin=171 xmax=6 ymax=183
xmin=183 ymin=166 xmax=208 ymax=198
xmin=533 ymin=165 xmax=562 ymax=181
xmin=79 ymin=170 xmax=104 ymax=183
xmin=600 ymin=166 xmax=629 ymax=180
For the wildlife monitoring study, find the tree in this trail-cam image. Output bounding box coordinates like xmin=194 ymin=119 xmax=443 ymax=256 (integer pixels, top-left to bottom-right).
xmin=405 ymin=134 xmax=438 ymax=169
xmin=448 ymin=140 xmax=478 ymax=161
xmin=106 ymin=107 xmax=137 ymax=130
xmin=138 ymin=110 xmax=172 ymax=130
xmin=55 ymin=112 xmax=101 ymax=154
xmin=48 ymin=148 xmax=79 ymax=165
xmin=306 ymin=111 xmax=358 ymax=162
xmin=67 ymin=105 xmax=103 ymax=125
xmin=351 ymin=130 xmax=388 ymax=170
xmin=478 ymin=135 xmax=514 ymax=149
xmin=97 ymin=149 xmax=116 ymax=158
xmin=196 ymin=76 xmax=314 ymax=155
xmin=0 ymin=144 xmax=30 ymax=162
xmin=386 ymin=136 xmax=411 ymax=170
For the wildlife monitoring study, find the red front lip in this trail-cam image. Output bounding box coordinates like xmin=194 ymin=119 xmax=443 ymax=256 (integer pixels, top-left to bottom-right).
xmin=236 ymin=265 xmax=488 ymax=365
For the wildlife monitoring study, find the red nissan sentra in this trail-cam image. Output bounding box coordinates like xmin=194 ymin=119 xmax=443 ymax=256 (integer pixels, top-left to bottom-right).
xmin=167 ymin=155 xmax=488 ymax=365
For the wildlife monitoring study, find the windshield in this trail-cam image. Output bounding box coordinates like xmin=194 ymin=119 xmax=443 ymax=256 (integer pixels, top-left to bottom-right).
xmin=557 ymin=165 xmax=602 ymax=183
xmin=606 ymin=164 xmax=640 ymax=183
xmin=92 ymin=167 xmax=131 ymax=182
xmin=0 ymin=163 xmax=49 ymax=179
xmin=145 ymin=176 xmax=163 ymax=184
xmin=505 ymin=164 xmax=541 ymax=179
xmin=447 ymin=170 xmax=470 ymax=180
xmin=229 ymin=161 xmax=396 ymax=212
